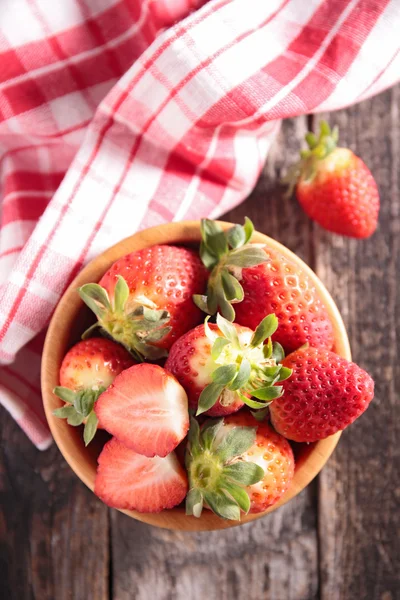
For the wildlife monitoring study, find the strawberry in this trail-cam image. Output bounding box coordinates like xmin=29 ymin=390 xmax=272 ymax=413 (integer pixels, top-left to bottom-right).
xmin=95 ymin=437 xmax=188 ymax=512
xmin=269 ymin=347 xmax=374 ymax=442
xmin=233 ymin=246 xmax=334 ymax=353
xmin=193 ymin=217 xmax=334 ymax=353
xmin=289 ymin=121 xmax=379 ymax=238
xmin=95 ymin=363 xmax=189 ymax=457
xmin=185 ymin=413 xmax=294 ymax=520
xmin=53 ymin=337 xmax=135 ymax=445
xmin=78 ymin=245 xmax=208 ymax=360
xmin=165 ymin=313 xmax=292 ymax=417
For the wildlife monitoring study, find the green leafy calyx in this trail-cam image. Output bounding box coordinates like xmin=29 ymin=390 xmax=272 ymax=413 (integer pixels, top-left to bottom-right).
xmin=283 ymin=120 xmax=340 ymax=196
xmin=196 ymin=313 xmax=292 ymax=415
xmin=185 ymin=417 xmax=265 ymax=520
xmin=78 ymin=275 xmax=171 ymax=361
xmin=193 ymin=218 xmax=267 ymax=321
xmin=52 ymin=386 xmax=104 ymax=445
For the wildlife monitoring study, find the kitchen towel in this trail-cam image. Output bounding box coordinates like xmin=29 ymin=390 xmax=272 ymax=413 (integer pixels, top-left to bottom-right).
xmin=0 ymin=0 xmax=399 ymax=449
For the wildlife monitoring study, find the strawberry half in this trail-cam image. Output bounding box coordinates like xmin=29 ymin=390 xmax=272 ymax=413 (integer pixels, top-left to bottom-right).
xmin=95 ymin=363 xmax=189 ymax=457
xmin=53 ymin=338 xmax=135 ymax=445
xmin=165 ymin=313 xmax=292 ymax=417
xmin=185 ymin=413 xmax=294 ymax=520
xmin=193 ymin=217 xmax=334 ymax=353
xmin=269 ymin=347 xmax=375 ymax=442
xmin=78 ymin=245 xmax=208 ymax=361
xmin=95 ymin=437 xmax=188 ymax=512
xmin=288 ymin=121 xmax=379 ymax=238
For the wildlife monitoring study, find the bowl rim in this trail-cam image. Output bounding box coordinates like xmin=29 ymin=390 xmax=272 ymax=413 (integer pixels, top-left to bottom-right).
xmin=41 ymin=220 xmax=351 ymax=531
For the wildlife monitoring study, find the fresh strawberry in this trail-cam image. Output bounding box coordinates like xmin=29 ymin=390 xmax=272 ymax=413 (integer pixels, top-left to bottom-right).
xmin=269 ymin=347 xmax=374 ymax=442
xmin=95 ymin=363 xmax=189 ymax=457
xmin=53 ymin=337 xmax=135 ymax=445
xmin=193 ymin=217 xmax=334 ymax=353
xmin=185 ymin=413 xmax=294 ymax=520
xmin=289 ymin=121 xmax=379 ymax=238
xmin=165 ymin=313 xmax=292 ymax=417
xmin=78 ymin=245 xmax=208 ymax=360
xmin=95 ymin=437 xmax=188 ymax=512
xmin=233 ymin=246 xmax=334 ymax=353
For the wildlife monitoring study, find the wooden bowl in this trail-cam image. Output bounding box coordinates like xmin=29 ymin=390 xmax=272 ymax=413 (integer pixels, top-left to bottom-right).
xmin=42 ymin=221 xmax=351 ymax=531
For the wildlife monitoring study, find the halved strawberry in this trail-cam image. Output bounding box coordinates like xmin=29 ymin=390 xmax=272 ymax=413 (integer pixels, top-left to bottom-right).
xmin=95 ymin=363 xmax=189 ymax=457
xmin=95 ymin=437 xmax=188 ymax=512
xmin=53 ymin=337 xmax=135 ymax=445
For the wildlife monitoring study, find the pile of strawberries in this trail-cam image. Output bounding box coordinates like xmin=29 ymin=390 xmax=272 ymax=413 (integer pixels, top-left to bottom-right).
xmin=53 ymin=217 xmax=374 ymax=521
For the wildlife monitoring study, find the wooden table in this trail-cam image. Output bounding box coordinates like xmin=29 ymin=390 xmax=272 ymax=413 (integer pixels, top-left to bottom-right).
xmin=1 ymin=86 xmax=399 ymax=600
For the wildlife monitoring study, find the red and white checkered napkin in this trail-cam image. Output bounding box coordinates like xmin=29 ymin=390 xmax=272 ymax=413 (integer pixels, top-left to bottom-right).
xmin=0 ymin=0 xmax=399 ymax=449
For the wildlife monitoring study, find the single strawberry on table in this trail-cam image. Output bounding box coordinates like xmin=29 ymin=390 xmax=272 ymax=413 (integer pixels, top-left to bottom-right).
xmin=287 ymin=120 xmax=379 ymax=238
xmin=193 ymin=217 xmax=334 ymax=354
xmin=95 ymin=363 xmax=189 ymax=457
xmin=269 ymin=346 xmax=374 ymax=442
xmin=186 ymin=413 xmax=295 ymax=519
xmin=53 ymin=337 xmax=135 ymax=445
xmin=165 ymin=313 xmax=292 ymax=417
xmin=78 ymin=245 xmax=208 ymax=360
xmin=95 ymin=437 xmax=188 ymax=513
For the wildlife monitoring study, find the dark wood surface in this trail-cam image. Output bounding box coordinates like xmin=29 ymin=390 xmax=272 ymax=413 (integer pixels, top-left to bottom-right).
xmin=1 ymin=87 xmax=399 ymax=600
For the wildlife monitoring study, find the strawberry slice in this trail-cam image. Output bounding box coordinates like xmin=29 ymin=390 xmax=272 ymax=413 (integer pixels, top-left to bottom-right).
xmin=94 ymin=437 xmax=188 ymax=512
xmin=95 ymin=363 xmax=189 ymax=457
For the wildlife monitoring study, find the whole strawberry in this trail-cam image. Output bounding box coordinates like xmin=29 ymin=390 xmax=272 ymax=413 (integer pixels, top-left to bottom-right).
xmin=290 ymin=121 xmax=379 ymax=238
xmin=165 ymin=313 xmax=292 ymax=417
xmin=186 ymin=413 xmax=294 ymax=519
xmin=269 ymin=347 xmax=374 ymax=442
xmin=53 ymin=337 xmax=135 ymax=445
xmin=194 ymin=218 xmax=334 ymax=353
xmin=79 ymin=245 xmax=208 ymax=360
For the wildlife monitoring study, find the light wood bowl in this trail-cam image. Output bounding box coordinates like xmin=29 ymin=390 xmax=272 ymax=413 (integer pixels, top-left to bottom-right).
xmin=42 ymin=221 xmax=351 ymax=531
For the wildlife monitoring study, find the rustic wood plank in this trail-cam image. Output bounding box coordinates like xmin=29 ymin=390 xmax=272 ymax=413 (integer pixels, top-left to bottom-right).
xmin=315 ymin=87 xmax=400 ymax=599
xmin=0 ymin=409 xmax=110 ymax=600
xmin=110 ymin=117 xmax=320 ymax=600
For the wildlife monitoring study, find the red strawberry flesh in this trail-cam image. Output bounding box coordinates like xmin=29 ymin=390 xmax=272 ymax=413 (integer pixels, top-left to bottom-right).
xmin=95 ymin=437 xmax=188 ymax=512
xmin=95 ymin=363 xmax=189 ymax=457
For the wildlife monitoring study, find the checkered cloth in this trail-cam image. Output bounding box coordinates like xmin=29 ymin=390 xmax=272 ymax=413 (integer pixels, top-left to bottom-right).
xmin=0 ymin=0 xmax=399 ymax=449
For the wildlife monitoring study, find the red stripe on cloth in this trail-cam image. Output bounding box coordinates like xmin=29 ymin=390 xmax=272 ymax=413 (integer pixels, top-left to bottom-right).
xmin=3 ymin=366 xmax=42 ymax=397
xmin=0 ymin=246 xmax=23 ymax=258
xmin=197 ymin=0 xmax=389 ymax=128
xmin=284 ymin=0 xmax=392 ymax=113
xmin=75 ymin=0 xmax=129 ymax=77
xmin=2 ymin=195 xmax=53 ymax=226
xmin=0 ymin=1 xmax=141 ymax=84
xmin=3 ymin=171 xmax=65 ymax=195
xmin=196 ymin=0 xmax=349 ymax=127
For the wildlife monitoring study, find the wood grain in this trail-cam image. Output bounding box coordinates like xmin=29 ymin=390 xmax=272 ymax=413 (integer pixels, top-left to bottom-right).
xmin=0 ymin=413 xmax=109 ymax=600
xmin=315 ymin=88 xmax=400 ymax=600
